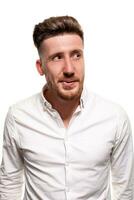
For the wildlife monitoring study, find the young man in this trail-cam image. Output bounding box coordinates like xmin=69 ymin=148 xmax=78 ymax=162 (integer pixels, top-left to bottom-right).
xmin=0 ymin=16 xmax=133 ymax=199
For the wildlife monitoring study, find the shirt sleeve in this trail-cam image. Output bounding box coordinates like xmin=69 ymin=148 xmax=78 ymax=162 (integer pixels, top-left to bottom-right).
xmin=110 ymin=108 xmax=134 ymax=200
xmin=0 ymin=107 xmax=24 ymax=199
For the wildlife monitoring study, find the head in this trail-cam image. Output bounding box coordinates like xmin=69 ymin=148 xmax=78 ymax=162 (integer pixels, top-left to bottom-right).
xmin=33 ymin=16 xmax=85 ymax=102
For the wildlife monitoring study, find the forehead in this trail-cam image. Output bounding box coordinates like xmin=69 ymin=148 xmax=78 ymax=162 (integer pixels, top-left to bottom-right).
xmin=40 ymin=34 xmax=84 ymax=55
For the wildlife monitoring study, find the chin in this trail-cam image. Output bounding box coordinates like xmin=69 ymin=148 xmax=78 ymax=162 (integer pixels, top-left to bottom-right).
xmin=57 ymin=87 xmax=83 ymax=101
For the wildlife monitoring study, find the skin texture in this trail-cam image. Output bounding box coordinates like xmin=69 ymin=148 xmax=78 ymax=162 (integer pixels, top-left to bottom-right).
xmin=36 ymin=34 xmax=85 ymax=127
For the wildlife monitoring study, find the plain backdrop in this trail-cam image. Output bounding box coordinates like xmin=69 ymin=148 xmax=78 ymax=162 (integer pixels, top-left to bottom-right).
xmin=0 ymin=0 xmax=134 ymax=163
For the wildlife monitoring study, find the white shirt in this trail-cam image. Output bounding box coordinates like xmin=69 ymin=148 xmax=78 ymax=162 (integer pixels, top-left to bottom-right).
xmin=0 ymin=88 xmax=134 ymax=200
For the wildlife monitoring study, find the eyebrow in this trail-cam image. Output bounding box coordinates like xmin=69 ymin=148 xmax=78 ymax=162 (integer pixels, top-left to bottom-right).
xmin=70 ymin=49 xmax=83 ymax=55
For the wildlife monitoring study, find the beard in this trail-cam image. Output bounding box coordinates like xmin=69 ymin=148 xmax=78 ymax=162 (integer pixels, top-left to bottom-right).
xmin=46 ymin=77 xmax=84 ymax=102
xmin=56 ymin=82 xmax=83 ymax=100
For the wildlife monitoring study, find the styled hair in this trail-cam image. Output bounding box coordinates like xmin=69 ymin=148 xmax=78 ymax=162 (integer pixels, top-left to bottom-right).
xmin=33 ymin=15 xmax=84 ymax=51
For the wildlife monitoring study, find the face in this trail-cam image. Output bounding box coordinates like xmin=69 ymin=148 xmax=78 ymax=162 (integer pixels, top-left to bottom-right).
xmin=36 ymin=34 xmax=85 ymax=101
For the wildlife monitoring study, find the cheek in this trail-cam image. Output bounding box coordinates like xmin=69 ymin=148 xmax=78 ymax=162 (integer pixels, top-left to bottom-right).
xmin=45 ymin=69 xmax=58 ymax=84
xmin=44 ymin=69 xmax=51 ymax=83
xmin=77 ymin=63 xmax=85 ymax=76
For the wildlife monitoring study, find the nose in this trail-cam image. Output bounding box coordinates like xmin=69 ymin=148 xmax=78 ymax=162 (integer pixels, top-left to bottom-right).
xmin=63 ymin=56 xmax=75 ymax=77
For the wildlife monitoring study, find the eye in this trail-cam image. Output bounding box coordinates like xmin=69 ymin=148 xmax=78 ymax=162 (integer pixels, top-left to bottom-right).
xmin=72 ymin=51 xmax=82 ymax=60
xmin=52 ymin=54 xmax=63 ymax=61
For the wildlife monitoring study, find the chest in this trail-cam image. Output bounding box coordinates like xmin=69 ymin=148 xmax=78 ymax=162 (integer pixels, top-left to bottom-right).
xmin=17 ymin=118 xmax=116 ymax=168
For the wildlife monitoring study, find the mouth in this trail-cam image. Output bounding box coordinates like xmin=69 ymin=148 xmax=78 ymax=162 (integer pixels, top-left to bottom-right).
xmin=59 ymin=79 xmax=79 ymax=89
xmin=59 ymin=78 xmax=79 ymax=83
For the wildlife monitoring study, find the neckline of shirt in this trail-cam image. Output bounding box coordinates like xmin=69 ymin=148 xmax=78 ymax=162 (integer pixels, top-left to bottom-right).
xmin=39 ymin=85 xmax=89 ymax=113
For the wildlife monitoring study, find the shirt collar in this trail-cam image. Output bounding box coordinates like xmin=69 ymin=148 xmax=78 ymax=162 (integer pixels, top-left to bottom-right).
xmin=40 ymin=84 xmax=87 ymax=112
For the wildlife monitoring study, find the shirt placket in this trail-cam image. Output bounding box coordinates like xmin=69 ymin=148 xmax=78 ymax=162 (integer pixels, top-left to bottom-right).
xmin=44 ymin=101 xmax=82 ymax=200
xmin=64 ymin=128 xmax=71 ymax=199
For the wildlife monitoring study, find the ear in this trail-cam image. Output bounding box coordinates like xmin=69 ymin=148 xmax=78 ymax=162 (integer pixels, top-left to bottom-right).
xmin=36 ymin=59 xmax=45 ymax=76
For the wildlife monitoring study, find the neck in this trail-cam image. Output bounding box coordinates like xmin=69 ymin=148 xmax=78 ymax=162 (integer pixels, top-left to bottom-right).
xmin=44 ymin=90 xmax=81 ymax=128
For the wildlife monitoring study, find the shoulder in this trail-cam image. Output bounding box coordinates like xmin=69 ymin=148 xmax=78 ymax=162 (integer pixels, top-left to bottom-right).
xmin=7 ymin=92 xmax=42 ymax=119
xmin=12 ymin=93 xmax=41 ymax=108
xmin=88 ymin=91 xmax=132 ymax=140
xmin=85 ymin=90 xmax=130 ymax=124
xmin=95 ymin=92 xmax=128 ymax=117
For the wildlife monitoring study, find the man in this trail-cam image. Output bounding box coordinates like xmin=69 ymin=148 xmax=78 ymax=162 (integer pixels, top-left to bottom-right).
xmin=0 ymin=16 xmax=133 ymax=200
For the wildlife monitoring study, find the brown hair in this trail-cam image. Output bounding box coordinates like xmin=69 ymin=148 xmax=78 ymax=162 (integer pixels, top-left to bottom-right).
xmin=33 ymin=15 xmax=84 ymax=51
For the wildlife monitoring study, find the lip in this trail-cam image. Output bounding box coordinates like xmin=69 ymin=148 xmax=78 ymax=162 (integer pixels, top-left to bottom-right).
xmin=59 ymin=79 xmax=79 ymax=83
xmin=59 ymin=80 xmax=79 ymax=89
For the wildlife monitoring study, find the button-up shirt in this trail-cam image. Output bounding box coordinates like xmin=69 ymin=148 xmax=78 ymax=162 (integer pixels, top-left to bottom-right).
xmin=0 ymin=88 xmax=134 ymax=200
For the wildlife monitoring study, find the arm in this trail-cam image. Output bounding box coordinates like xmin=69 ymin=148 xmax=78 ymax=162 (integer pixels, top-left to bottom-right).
xmin=110 ymin=109 xmax=134 ymax=200
xmin=0 ymin=107 xmax=24 ymax=199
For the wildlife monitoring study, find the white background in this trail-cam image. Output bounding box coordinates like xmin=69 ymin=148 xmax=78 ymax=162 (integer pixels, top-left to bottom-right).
xmin=0 ymin=0 xmax=134 ymax=161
